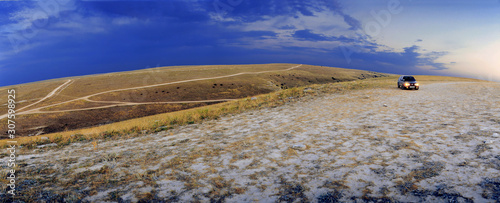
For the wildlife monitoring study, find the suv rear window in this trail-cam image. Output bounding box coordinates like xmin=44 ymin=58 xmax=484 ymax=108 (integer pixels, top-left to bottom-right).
xmin=403 ymin=76 xmax=416 ymax=81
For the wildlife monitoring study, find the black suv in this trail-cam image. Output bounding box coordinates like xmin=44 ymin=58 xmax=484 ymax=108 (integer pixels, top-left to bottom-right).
xmin=397 ymin=75 xmax=419 ymax=90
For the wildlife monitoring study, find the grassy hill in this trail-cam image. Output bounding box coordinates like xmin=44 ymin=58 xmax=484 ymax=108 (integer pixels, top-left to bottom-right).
xmin=0 ymin=64 xmax=389 ymax=140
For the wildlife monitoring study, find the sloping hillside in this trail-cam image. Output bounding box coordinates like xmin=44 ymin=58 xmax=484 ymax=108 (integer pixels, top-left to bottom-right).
xmin=0 ymin=64 xmax=388 ymax=138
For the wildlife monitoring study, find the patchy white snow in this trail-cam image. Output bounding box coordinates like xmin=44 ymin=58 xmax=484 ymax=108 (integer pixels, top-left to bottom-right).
xmin=6 ymin=81 xmax=500 ymax=202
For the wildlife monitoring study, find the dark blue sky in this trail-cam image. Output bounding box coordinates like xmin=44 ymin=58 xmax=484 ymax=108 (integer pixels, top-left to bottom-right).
xmin=1 ymin=0 xmax=499 ymax=86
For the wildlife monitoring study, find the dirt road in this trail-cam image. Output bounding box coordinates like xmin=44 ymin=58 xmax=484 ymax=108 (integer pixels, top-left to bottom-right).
xmin=0 ymin=79 xmax=73 ymax=119
xmin=3 ymin=65 xmax=302 ymax=116
xmin=6 ymin=81 xmax=500 ymax=202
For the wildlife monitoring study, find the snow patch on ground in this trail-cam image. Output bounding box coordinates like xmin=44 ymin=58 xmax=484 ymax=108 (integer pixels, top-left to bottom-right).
xmin=9 ymin=82 xmax=500 ymax=202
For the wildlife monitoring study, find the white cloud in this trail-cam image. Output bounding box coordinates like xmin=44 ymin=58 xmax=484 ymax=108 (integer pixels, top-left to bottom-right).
xmin=52 ymin=15 xmax=109 ymax=34
xmin=112 ymin=17 xmax=139 ymax=25
xmin=234 ymin=10 xmax=352 ymax=36
xmin=0 ymin=0 xmax=148 ymax=56
xmin=221 ymin=7 xmax=371 ymax=51
xmin=0 ymin=0 xmax=78 ymax=55
xmin=6 ymin=0 xmax=77 ymax=32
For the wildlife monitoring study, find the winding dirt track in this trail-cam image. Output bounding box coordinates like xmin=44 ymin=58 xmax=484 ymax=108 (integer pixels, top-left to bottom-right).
xmin=0 ymin=64 xmax=302 ymax=117
xmin=17 ymin=79 xmax=73 ymax=112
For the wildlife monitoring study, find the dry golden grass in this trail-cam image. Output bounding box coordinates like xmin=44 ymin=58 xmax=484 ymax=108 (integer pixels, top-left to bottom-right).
xmin=0 ymin=63 xmax=389 ymax=138
xmin=42 ymin=99 xmax=119 ymax=111
xmin=0 ymin=64 xmax=294 ymax=103
xmin=0 ymin=79 xmax=68 ymax=114
xmin=0 ymin=73 xmax=489 ymax=149
xmin=0 ymin=82 xmax=298 ymax=147
xmin=0 ymin=102 xmax=214 ymax=139
xmin=86 ymin=74 xmax=272 ymax=102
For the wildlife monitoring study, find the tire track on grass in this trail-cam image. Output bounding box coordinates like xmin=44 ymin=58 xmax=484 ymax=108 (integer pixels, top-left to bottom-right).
xmin=4 ymin=64 xmax=302 ymax=116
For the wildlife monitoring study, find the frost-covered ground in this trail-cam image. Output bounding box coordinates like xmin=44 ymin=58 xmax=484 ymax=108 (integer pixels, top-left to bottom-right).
xmin=4 ymin=82 xmax=500 ymax=202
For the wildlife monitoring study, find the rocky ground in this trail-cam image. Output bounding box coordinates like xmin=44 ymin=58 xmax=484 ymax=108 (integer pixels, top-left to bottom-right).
xmin=2 ymin=81 xmax=500 ymax=202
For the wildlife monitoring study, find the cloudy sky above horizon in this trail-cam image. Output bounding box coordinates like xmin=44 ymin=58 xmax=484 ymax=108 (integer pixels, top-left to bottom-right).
xmin=0 ymin=0 xmax=499 ymax=86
